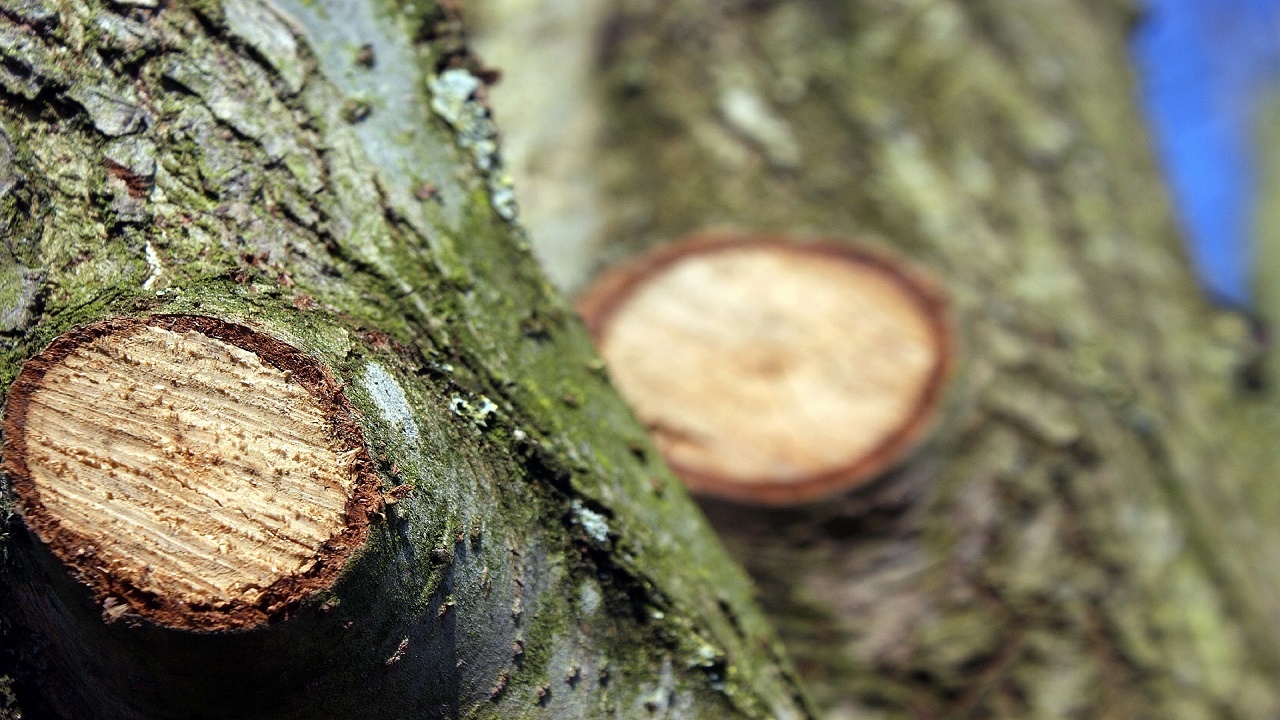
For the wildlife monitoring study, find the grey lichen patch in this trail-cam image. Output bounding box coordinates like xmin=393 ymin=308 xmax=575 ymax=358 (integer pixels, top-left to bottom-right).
xmin=995 ymin=504 xmax=1077 ymax=600
xmin=67 ymin=86 xmax=152 ymax=137
xmin=104 ymin=135 xmax=157 ymax=222
xmin=0 ymin=266 xmax=40 ymax=333
xmin=717 ymin=86 xmax=801 ymax=171
xmin=104 ymin=136 xmax=157 ymax=184
xmin=984 ymin=378 xmax=1082 ymax=448
xmin=5 ymin=0 xmax=59 ymax=29
xmin=162 ymin=103 xmax=268 ymax=209
xmin=362 ymin=362 xmax=423 ymax=452
xmin=685 ymin=634 xmax=727 ymax=683
xmin=578 ymin=578 xmax=602 ymax=617
xmin=0 ymin=25 xmax=71 ymax=99
xmin=1158 ymin=558 xmax=1254 ymax=703
xmin=449 ymin=392 xmax=498 ymax=429
xmin=625 ymin=660 xmax=699 ymax=719
xmin=278 ymin=0 xmax=472 ymax=248
xmin=570 ymin=499 xmax=609 ymax=544
xmin=428 ymin=68 xmax=518 ymax=222
xmin=222 ymin=0 xmax=310 ymax=95
xmin=161 ymin=46 xmax=324 ymax=193
xmin=1009 ymin=630 xmax=1101 ymax=718
xmin=0 ymin=126 xmax=20 ymax=199
xmin=94 ymin=9 xmax=160 ymax=58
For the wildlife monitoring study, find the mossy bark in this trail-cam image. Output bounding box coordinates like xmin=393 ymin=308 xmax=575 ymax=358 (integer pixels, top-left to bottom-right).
xmin=473 ymin=0 xmax=1280 ymax=717
xmin=0 ymin=0 xmax=811 ymax=718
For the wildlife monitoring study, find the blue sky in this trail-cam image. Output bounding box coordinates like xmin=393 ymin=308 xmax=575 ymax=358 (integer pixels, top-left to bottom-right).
xmin=1132 ymin=0 xmax=1280 ymax=306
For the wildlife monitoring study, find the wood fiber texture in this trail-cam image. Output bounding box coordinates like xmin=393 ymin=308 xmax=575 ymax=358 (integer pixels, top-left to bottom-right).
xmin=4 ymin=317 xmax=371 ymax=630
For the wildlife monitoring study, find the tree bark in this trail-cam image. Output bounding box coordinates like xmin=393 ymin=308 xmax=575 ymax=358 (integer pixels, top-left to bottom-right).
xmin=0 ymin=1 xmax=811 ymax=718
xmin=473 ymin=0 xmax=1280 ymax=717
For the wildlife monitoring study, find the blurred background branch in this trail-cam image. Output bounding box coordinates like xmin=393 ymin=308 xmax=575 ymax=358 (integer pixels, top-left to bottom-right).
xmin=472 ymin=0 xmax=1280 ymax=717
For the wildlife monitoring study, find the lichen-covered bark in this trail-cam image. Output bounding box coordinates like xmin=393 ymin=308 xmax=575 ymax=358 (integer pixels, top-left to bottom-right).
xmin=0 ymin=0 xmax=810 ymax=717
xmin=472 ymin=0 xmax=1280 ymax=717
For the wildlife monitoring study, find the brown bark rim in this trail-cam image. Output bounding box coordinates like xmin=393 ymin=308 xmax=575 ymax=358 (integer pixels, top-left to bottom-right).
xmin=577 ymin=234 xmax=955 ymax=506
xmin=0 ymin=314 xmax=383 ymax=632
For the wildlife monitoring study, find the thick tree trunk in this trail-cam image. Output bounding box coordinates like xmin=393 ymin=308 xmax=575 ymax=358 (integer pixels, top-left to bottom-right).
xmin=473 ymin=0 xmax=1280 ymax=717
xmin=0 ymin=1 xmax=810 ymax=718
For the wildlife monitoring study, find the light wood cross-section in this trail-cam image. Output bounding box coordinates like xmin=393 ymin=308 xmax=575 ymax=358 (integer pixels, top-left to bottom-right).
xmin=2 ymin=316 xmax=379 ymax=630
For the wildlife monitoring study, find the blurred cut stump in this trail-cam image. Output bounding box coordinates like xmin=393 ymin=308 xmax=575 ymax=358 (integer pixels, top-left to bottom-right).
xmin=578 ymin=236 xmax=952 ymax=506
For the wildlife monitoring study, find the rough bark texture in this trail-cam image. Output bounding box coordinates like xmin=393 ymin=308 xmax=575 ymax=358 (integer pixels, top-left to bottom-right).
xmin=473 ymin=0 xmax=1280 ymax=717
xmin=0 ymin=0 xmax=811 ymax=718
